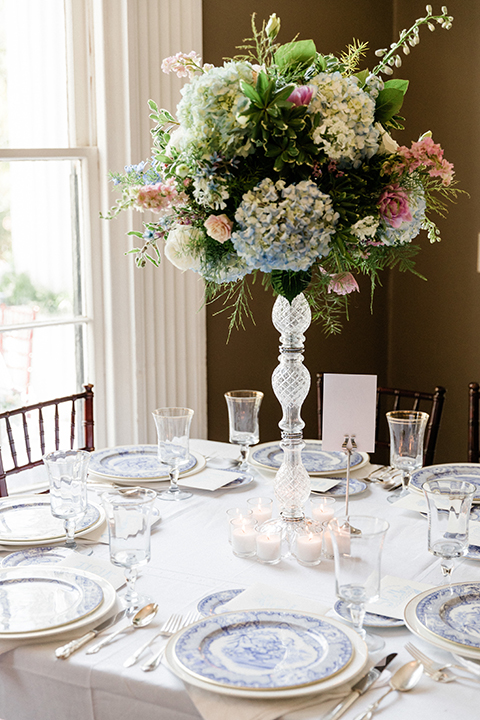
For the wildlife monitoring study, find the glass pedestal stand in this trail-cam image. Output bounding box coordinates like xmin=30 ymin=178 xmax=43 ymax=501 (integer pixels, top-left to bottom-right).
xmin=262 ymin=293 xmax=314 ymax=557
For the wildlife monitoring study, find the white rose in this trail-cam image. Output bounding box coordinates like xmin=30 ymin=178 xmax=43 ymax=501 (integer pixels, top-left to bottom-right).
xmin=376 ymin=123 xmax=399 ymax=154
xmin=165 ymin=126 xmax=185 ymax=156
xmin=164 ymin=224 xmax=202 ymax=272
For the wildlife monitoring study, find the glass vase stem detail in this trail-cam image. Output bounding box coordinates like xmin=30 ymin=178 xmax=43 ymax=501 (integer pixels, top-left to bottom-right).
xmin=271 ymin=293 xmax=312 ymax=519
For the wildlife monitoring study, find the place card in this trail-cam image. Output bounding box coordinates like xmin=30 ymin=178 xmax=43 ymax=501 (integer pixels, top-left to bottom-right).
xmin=365 ymin=574 xmax=433 ymax=620
xmin=221 ymin=582 xmax=330 ymax=616
xmin=310 ymin=477 xmax=343 ymax=493
xmin=322 ymin=373 xmax=377 ymax=452
xmin=58 ymin=553 xmax=125 ymax=590
xmin=178 ymin=468 xmax=240 ymax=491
xmin=391 ymin=492 xmax=427 ymax=512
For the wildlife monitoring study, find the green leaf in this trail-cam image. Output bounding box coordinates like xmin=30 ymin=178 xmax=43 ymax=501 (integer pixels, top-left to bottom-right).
xmin=375 ymin=87 xmax=405 ymax=124
xmin=274 ymin=39 xmax=317 ymax=69
xmin=240 ymin=81 xmax=262 ymax=105
xmin=383 ymin=78 xmax=409 ymax=95
xmin=127 ymin=231 xmax=144 ymax=238
xmin=271 ymin=270 xmax=312 ymax=303
xmin=256 ymin=71 xmax=270 ymax=95
xmin=353 ymin=69 xmax=369 ymax=87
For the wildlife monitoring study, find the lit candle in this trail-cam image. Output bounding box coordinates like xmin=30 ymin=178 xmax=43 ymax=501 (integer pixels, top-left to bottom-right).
xmin=226 ymin=508 xmax=252 ymax=543
xmin=322 ymin=529 xmax=334 ymax=559
xmin=296 ymin=531 xmax=323 ymax=565
xmin=311 ymin=497 xmax=335 ymax=524
xmin=247 ymin=497 xmax=273 ymax=525
xmin=256 ymin=532 xmax=281 ymax=563
xmin=231 ymin=519 xmax=257 ymax=557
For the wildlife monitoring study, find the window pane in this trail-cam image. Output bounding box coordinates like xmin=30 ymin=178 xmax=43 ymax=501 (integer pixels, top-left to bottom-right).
xmin=0 ymin=0 xmax=68 ymax=148
xmin=0 ymin=323 xmax=86 ymax=409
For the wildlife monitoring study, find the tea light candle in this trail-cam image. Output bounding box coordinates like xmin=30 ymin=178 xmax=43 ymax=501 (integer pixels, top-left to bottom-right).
xmin=247 ymin=497 xmax=273 ymax=525
xmin=322 ymin=528 xmax=334 ymax=559
xmin=296 ymin=531 xmax=323 ymax=565
xmin=226 ymin=508 xmax=252 ymax=543
xmin=231 ymin=518 xmax=257 ymax=557
xmin=311 ymin=497 xmax=335 ymax=524
xmin=256 ymin=531 xmax=281 ymax=564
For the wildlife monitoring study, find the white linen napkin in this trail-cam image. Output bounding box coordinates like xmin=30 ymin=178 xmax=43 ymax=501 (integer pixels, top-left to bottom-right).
xmin=220 ymin=583 xmax=330 ymax=616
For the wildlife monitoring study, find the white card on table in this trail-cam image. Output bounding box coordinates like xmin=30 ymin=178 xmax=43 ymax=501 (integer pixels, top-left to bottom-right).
xmin=365 ymin=574 xmax=433 ymax=620
xmin=322 ymin=373 xmax=377 ymax=452
xmin=221 ymin=582 xmax=330 ymax=616
xmin=178 ymin=468 xmax=238 ymax=491
xmin=392 ymin=492 xmax=427 ymax=512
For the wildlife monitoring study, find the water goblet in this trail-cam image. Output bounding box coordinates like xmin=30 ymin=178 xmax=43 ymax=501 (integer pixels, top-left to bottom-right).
xmin=386 ymin=410 xmax=429 ymax=503
xmin=43 ymin=449 xmax=90 ymax=550
xmin=102 ymin=487 xmax=157 ymax=615
xmin=224 ymin=390 xmax=263 ymax=471
xmin=152 ymin=407 xmax=194 ymax=501
xmin=329 ymin=515 xmax=389 ymax=652
xmin=423 ymin=478 xmax=476 ymax=583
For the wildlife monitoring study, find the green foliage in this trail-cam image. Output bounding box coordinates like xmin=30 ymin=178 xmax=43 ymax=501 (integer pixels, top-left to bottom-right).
xmin=271 ymin=269 xmax=312 ymax=303
xmin=375 ymin=79 xmax=409 ymax=129
xmin=0 ymin=270 xmax=70 ymax=314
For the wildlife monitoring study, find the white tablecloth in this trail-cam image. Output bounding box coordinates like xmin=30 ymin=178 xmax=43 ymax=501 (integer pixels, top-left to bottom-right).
xmin=1 ymin=438 xmax=479 ymax=720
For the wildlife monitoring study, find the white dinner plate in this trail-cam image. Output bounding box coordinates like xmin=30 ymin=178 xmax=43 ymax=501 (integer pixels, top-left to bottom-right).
xmin=410 ymin=464 xmax=480 ymax=503
xmin=89 ymin=445 xmax=205 ymax=481
xmin=250 ymin=440 xmax=369 ymax=476
xmin=404 ymin=586 xmax=480 ymax=660
xmin=165 ymin=613 xmax=368 ymax=699
xmin=0 ymin=496 xmax=104 ymax=545
xmin=0 ymin=568 xmax=116 ymax=640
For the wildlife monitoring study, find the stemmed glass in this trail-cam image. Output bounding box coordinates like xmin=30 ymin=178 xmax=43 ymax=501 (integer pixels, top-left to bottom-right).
xmin=329 ymin=515 xmax=389 ymax=652
xmin=152 ymin=407 xmax=194 ymax=501
xmin=224 ymin=390 xmax=263 ymax=471
xmin=386 ymin=410 xmax=429 ymax=503
xmin=102 ymin=487 xmax=157 ymax=615
xmin=423 ymin=478 xmax=476 ymax=583
xmin=43 ymin=449 xmax=90 ymax=550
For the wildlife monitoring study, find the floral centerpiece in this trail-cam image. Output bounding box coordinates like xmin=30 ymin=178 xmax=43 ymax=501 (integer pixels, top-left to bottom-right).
xmin=105 ymin=5 xmax=459 ymax=333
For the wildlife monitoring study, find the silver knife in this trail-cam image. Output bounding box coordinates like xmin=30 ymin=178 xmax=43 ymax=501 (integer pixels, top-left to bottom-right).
xmin=55 ymin=609 xmax=127 ymax=659
xmin=322 ymin=653 xmax=397 ymax=720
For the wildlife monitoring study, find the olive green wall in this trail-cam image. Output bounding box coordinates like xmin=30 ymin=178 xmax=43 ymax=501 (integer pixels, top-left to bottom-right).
xmin=202 ymin=0 xmax=479 ymax=461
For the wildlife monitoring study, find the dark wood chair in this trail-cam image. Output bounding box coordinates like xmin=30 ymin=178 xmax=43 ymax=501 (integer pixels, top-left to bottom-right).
xmin=0 ymin=384 xmax=94 ymax=497
xmin=468 ymin=382 xmax=479 ymax=463
xmin=316 ymin=373 xmax=446 ymax=467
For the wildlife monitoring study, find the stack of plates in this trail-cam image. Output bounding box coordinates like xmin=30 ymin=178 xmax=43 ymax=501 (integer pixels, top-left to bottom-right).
xmin=405 ymin=581 xmax=480 ymax=660
xmin=410 ymin=464 xmax=480 ymax=502
xmin=0 ymin=496 xmax=105 ymax=547
xmin=0 ymin=566 xmax=116 ymax=640
xmin=89 ymin=445 xmax=206 ymax=485
xmin=164 ymin=609 xmax=368 ymax=699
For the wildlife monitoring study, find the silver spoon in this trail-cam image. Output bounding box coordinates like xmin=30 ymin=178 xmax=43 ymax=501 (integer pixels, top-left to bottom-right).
xmin=86 ymin=602 xmax=159 ymax=654
xmin=354 ymin=660 xmax=424 ymax=720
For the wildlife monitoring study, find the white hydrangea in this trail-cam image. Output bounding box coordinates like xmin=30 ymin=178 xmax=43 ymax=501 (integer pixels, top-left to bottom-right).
xmin=351 ymin=215 xmax=379 ymax=241
xmin=231 ymin=178 xmax=339 ymax=273
xmin=308 ymin=72 xmax=380 ymax=168
xmin=164 ymin=224 xmax=203 ymax=272
xmin=192 ymin=174 xmax=230 ymax=210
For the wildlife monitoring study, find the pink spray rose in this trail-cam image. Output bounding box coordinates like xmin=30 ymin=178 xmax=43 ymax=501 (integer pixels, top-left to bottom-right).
xmin=204 ymin=214 xmax=233 ymax=243
xmin=134 ymin=178 xmax=186 ymax=215
xmin=287 ymin=85 xmax=314 ymax=107
xmin=327 ymin=272 xmax=360 ymax=296
xmin=378 ymin=185 xmax=412 ymax=228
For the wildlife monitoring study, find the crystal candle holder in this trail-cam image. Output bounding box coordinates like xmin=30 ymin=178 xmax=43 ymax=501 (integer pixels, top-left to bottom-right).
xmin=255 ymin=526 xmax=282 ymax=565
xmin=230 ymin=516 xmax=257 ymax=558
xmin=247 ymin=497 xmax=273 ymax=525
xmin=294 ymin=521 xmax=324 ymax=566
xmin=310 ymin=496 xmax=336 ymax=524
xmin=226 ymin=507 xmax=252 ymax=544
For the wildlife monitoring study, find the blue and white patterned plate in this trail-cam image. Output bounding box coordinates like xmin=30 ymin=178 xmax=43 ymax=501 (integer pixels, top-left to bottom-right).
xmin=311 ymin=478 xmax=367 ymax=497
xmin=197 ymin=589 xmax=245 ymax=616
xmin=250 ymin=441 xmax=368 ymax=476
xmin=410 ymin=464 xmax=480 ymax=502
xmin=89 ymin=445 xmax=200 ymax=480
xmin=0 ymin=566 xmax=104 ymax=633
xmin=0 ymin=497 xmax=100 ymax=543
xmin=334 ymin=600 xmax=404 ymax=628
xmin=172 ymin=609 xmax=353 ymax=690
xmin=415 ymin=582 xmax=480 ymax=648
xmin=1 ymin=546 xmax=72 ymax=567
xmin=466 ymin=544 xmax=480 ymax=560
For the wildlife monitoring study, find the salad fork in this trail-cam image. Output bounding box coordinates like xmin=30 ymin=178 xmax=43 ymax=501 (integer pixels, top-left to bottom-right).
xmin=406 ymin=642 xmax=480 ymax=682
xmin=123 ymin=613 xmax=182 ymax=667
xmin=141 ymin=610 xmax=201 ymax=672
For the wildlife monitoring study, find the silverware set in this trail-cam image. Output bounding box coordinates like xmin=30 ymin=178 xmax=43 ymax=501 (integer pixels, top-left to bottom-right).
xmin=406 ymin=641 xmax=480 ymax=683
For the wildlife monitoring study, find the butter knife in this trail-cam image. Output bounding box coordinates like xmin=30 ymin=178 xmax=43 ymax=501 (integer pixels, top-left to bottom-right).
xmin=322 ymin=652 xmax=397 ymax=720
xmin=55 ymin=609 xmax=127 ymax=659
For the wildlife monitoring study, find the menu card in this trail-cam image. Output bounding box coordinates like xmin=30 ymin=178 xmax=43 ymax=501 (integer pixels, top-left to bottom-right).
xmin=322 ymin=373 xmax=377 ymax=452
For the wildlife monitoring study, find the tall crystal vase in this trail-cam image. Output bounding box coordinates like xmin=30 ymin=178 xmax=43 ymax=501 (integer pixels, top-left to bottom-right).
xmin=271 ymin=293 xmax=311 ymax=520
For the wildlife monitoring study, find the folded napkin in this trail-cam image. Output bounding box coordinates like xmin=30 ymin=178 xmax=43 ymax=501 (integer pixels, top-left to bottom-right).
xmin=221 ymin=583 xmax=330 ymax=616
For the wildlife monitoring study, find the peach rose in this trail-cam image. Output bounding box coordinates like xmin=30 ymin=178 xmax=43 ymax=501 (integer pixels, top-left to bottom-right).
xmin=204 ymin=214 xmax=233 ymax=243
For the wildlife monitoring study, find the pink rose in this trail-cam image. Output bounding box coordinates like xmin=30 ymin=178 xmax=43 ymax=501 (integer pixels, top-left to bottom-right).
xmin=327 ymin=272 xmax=360 ymax=296
xmin=204 ymin=214 xmax=233 ymax=243
xmin=378 ymin=185 xmax=412 ymax=228
xmin=287 ymin=86 xmax=314 ymax=107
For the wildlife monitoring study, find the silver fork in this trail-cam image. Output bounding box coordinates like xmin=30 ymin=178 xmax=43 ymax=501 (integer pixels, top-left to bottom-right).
xmin=123 ymin=613 xmax=182 ymax=668
xmin=141 ymin=610 xmax=201 ymax=672
xmin=406 ymin=642 xmax=480 ymax=682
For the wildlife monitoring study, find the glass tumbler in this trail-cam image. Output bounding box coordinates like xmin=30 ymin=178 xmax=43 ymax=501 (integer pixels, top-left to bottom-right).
xmin=43 ymin=449 xmax=90 ymax=549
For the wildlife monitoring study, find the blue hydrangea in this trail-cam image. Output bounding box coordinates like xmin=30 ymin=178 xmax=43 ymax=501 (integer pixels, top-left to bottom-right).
xmin=231 ymin=178 xmax=339 ymax=272
xmin=377 ymin=187 xmax=426 ymax=246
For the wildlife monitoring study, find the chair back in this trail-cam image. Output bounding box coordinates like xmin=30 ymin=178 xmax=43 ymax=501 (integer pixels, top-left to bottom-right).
xmin=0 ymin=384 xmax=94 ymax=497
xmin=468 ymin=382 xmax=479 ymax=463
xmin=316 ymin=374 xmax=445 ymax=466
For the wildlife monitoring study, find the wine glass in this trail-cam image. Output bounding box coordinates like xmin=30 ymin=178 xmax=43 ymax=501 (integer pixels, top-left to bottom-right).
xmin=152 ymin=407 xmax=194 ymax=501
xmin=423 ymin=478 xmax=476 ymax=583
xmin=43 ymin=449 xmax=90 ymax=550
xmin=386 ymin=410 xmax=429 ymax=503
xmin=102 ymin=487 xmax=157 ymax=615
xmin=329 ymin=515 xmax=389 ymax=652
xmin=224 ymin=390 xmax=263 ymax=471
